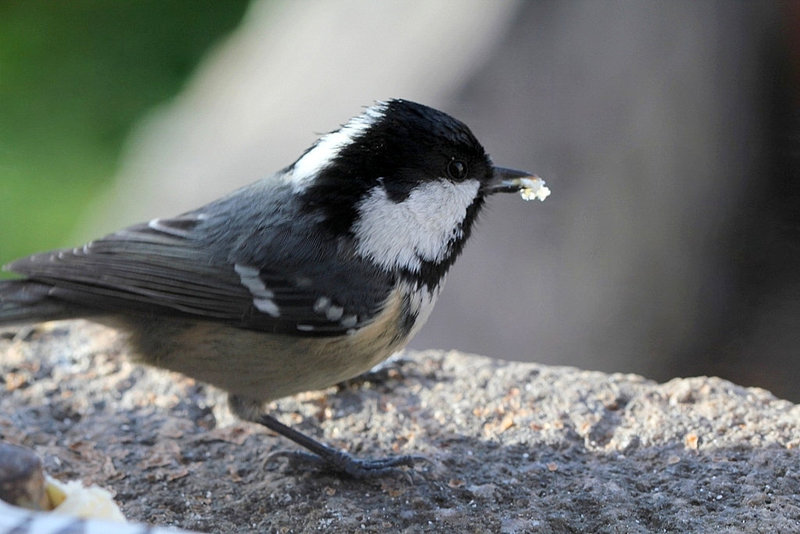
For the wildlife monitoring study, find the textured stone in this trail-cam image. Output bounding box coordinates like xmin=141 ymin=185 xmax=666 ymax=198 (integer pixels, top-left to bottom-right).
xmin=1 ymin=321 xmax=798 ymax=532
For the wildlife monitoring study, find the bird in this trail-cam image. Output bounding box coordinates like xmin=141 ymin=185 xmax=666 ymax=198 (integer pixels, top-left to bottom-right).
xmin=0 ymin=99 xmax=547 ymax=477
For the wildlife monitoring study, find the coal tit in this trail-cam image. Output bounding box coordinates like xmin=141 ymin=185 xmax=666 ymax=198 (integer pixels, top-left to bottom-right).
xmin=0 ymin=99 xmax=543 ymax=477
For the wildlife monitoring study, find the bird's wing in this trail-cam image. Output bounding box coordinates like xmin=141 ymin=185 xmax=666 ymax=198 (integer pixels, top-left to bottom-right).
xmin=5 ymin=213 xmax=394 ymax=337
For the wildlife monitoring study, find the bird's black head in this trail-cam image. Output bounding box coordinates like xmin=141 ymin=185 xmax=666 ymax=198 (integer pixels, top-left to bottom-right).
xmin=291 ymin=99 xmax=529 ymax=286
xmin=293 ymin=100 xmax=494 ymax=205
xmin=333 ymin=99 xmax=493 ymax=202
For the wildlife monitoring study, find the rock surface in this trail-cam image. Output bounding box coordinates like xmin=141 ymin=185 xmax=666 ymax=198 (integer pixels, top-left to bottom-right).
xmin=1 ymin=321 xmax=799 ymax=533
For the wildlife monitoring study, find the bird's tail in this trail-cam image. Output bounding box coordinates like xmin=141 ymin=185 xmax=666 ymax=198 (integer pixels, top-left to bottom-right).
xmin=0 ymin=279 xmax=73 ymax=326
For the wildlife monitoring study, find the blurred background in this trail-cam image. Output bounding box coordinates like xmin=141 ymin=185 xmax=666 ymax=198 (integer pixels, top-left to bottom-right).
xmin=1 ymin=1 xmax=798 ymax=400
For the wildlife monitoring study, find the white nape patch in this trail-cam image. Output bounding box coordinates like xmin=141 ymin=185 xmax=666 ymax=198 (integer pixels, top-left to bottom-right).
xmin=289 ymin=103 xmax=387 ymax=191
xmin=352 ymin=179 xmax=481 ymax=272
xmin=235 ymin=263 xmax=280 ymax=317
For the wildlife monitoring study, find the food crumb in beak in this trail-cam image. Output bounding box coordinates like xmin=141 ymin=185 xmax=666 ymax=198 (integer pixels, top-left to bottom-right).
xmin=518 ymin=177 xmax=551 ymax=202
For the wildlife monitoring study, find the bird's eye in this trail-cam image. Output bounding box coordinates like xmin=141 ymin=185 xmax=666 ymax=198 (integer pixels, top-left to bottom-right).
xmin=446 ymin=159 xmax=468 ymax=180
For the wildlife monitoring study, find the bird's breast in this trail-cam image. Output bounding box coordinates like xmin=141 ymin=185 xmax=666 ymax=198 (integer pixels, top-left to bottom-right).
xmin=119 ymin=281 xmax=442 ymax=403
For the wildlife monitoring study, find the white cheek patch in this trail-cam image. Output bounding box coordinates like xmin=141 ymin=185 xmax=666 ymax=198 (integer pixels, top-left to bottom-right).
xmin=352 ymin=179 xmax=481 ymax=272
xmin=290 ymin=103 xmax=388 ymax=191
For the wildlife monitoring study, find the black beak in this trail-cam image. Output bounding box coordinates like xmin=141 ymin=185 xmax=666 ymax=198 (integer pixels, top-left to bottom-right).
xmin=483 ymin=166 xmax=538 ymax=195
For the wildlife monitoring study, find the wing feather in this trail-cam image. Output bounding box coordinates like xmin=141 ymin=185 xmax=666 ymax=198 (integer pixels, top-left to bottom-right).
xmin=6 ymin=213 xmax=393 ymax=337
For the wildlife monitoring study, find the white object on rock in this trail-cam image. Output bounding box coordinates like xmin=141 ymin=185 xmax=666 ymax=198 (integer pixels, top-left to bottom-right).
xmin=44 ymin=476 xmax=125 ymax=521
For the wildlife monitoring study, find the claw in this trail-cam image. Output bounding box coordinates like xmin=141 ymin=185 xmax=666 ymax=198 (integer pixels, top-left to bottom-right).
xmin=228 ymin=395 xmax=432 ymax=479
xmin=266 ymin=448 xmax=430 ymax=478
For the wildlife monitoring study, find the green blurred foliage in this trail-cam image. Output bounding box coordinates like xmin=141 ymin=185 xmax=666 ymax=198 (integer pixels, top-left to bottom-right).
xmin=0 ymin=0 xmax=250 ymax=275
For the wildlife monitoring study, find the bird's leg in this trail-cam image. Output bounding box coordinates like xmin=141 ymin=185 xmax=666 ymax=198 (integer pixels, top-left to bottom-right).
xmin=228 ymin=395 xmax=425 ymax=478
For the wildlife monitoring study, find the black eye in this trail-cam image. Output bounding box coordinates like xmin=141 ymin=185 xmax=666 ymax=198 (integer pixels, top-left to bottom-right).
xmin=446 ymin=159 xmax=468 ymax=180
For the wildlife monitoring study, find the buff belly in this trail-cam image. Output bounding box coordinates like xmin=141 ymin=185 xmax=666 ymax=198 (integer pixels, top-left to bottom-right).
xmin=111 ymin=285 xmax=433 ymax=403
